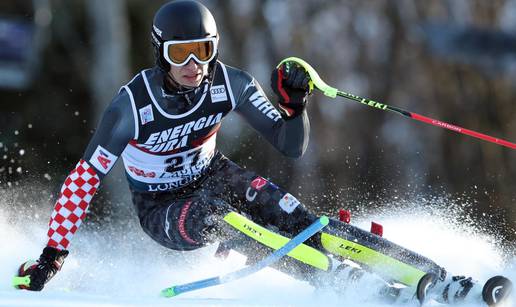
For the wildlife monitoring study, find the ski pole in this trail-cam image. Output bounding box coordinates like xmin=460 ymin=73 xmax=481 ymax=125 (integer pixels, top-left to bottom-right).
xmin=278 ymin=57 xmax=516 ymax=150
xmin=160 ymin=215 xmax=329 ymax=298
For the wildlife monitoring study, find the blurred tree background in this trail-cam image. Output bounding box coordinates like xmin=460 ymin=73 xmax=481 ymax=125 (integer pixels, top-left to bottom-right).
xmin=0 ymin=1 xmax=515 ymax=246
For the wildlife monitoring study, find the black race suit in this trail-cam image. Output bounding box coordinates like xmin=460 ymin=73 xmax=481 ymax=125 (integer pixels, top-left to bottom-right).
xmin=83 ymin=62 xmax=315 ymax=251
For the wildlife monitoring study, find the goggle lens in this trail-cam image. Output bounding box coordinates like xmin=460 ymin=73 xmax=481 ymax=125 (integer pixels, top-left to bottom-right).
xmin=165 ymin=40 xmax=215 ymax=65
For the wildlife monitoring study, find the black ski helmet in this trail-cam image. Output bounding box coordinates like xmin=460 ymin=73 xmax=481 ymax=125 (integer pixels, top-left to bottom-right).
xmin=151 ymin=0 xmax=218 ymax=78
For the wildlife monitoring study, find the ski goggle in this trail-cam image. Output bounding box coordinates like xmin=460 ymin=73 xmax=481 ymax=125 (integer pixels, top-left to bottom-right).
xmin=163 ymin=37 xmax=218 ymax=67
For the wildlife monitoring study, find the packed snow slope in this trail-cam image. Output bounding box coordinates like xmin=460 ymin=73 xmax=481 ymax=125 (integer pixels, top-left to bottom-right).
xmin=0 ymin=187 xmax=514 ymax=306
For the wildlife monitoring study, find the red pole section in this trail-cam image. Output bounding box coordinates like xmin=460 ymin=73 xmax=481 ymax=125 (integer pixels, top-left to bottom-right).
xmin=410 ymin=112 xmax=516 ymax=150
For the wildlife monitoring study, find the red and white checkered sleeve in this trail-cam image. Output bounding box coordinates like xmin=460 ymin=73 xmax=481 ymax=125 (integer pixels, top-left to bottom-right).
xmin=47 ymin=159 xmax=100 ymax=250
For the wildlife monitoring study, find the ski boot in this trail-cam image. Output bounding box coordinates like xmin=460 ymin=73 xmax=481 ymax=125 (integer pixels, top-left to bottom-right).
xmin=482 ymin=276 xmax=513 ymax=306
xmin=417 ymin=272 xmax=512 ymax=306
xmin=417 ymin=273 xmax=477 ymax=305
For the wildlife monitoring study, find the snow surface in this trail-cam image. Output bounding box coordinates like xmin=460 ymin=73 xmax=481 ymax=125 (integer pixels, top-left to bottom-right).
xmin=0 ymin=191 xmax=514 ymax=306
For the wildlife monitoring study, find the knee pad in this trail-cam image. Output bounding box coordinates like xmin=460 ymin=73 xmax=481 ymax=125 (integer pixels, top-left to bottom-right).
xmin=177 ymin=198 xmax=235 ymax=245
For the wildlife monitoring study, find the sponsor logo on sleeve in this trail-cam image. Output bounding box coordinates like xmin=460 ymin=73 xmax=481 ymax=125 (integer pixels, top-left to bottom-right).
xmin=139 ymin=104 xmax=154 ymax=125
xmin=278 ymin=193 xmax=300 ymax=214
xmin=210 ymin=85 xmax=228 ymax=103
xmin=249 ymin=91 xmax=281 ymax=122
xmin=89 ymin=145 xmax=118 ymax=174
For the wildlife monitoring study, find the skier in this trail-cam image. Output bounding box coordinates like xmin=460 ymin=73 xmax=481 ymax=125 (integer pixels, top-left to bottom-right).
xmin=15 ymin=0 xmax=318 ymax=291
xmin=15 ymin=1 xmax=509 ymax=305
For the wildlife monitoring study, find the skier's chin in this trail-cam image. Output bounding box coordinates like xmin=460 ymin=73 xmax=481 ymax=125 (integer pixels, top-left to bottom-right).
xmin=178 ymin=74 xmax=203 ymax=88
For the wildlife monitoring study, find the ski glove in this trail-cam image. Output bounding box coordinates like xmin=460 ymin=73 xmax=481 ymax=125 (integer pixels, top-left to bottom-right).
xmin=271 ymin=62 xmax=312 ymax=119
xmin=16 ymin=246 xmax=69 ymax=291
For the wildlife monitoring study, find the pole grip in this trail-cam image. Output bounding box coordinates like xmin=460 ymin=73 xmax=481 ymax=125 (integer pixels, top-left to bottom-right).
xmin=278 ymin=57 xmax=338 ymax=98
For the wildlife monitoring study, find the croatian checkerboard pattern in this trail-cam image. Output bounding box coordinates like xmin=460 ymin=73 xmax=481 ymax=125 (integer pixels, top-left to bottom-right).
xmin=47 ymin=160 xmax=100 ymax=250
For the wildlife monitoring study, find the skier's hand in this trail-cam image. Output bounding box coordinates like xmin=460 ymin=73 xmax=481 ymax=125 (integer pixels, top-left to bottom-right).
xmin=15 ymin=246 xmax=69 ymax=291
xmin=271 ymin=62 xmax=312 ymax=119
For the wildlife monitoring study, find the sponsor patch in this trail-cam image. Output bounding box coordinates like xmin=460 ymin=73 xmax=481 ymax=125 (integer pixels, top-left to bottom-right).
xmin=210 ymin=85 xmax=227 ymax=103
xmin=139 ymin=112 xmax=222 ymax=153
xmin=128 ymin=166 xmax=155 ymax=178
xmin=278 ymin=193 xmax=300 ymax=214
xmin=250 ymin=176 xmax=268 ymax=190
xmin=89 ymin=145 xmax=118 ymax=174
xmin=246 ymin=188 xmax=257 ymax=202
xmin=139 ymin=104 xmax=154 ymax=125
